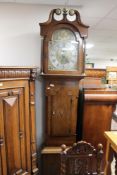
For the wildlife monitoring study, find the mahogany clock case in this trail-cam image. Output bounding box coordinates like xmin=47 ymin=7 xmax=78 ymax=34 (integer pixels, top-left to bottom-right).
xmin=39 ymin=8 xmax=89 ymax=145
xmin=39 ymin=8 xmax=89 ymax=76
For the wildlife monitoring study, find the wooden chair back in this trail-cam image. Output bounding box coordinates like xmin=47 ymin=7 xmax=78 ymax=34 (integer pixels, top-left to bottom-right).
xmin=60 ymin=141 xmax=104 ymax=175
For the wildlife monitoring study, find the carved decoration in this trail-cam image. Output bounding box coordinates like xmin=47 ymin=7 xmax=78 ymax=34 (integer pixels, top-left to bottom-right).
xmin=60 ymin=141 xmax=104 ymax=175
xmin=69 ymin=158 xmax=88 ymax=174
xmin=40 ymin=8 xmax=89 ymax=75
xmin=30 ymin=68 xmax=37 ymax=81
xmin=0 ymin=67 xmax=37 ymax=80
xmin=48 ymin=8 xmax=83 ymax=25
xmin=62 ymin=141 xmax=96 ymax=155
xmin=4 ymin=97 xmax=17 ymax=107
xmin=29 ymin=81 xmax=39 ymax=174
xmin=40 ymin=8 xmax=89 ymax=38
xmin=71 ymin=142 xmax=94 ymax=154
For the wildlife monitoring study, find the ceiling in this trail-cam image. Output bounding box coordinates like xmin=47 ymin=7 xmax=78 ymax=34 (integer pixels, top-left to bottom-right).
xmin=1 ymin=0 xmax=117 ymax=63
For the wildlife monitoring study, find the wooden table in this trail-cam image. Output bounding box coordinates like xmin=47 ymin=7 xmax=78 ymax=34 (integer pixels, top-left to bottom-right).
xmin=104 ymin=131 xmax=117 ymax=175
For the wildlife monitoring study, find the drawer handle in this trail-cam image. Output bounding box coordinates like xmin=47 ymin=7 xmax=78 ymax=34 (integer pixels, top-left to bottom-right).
xmin=19 ymin=131 xmax=23 ymax=138
xmin=52 ymin=111 xmax=55 ymax=115
xmin=50 ymin=84 xmax=55 ymax=87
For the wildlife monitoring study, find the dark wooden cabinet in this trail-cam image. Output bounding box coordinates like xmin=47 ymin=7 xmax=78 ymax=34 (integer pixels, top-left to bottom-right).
xmin=41 ymin=147 xmax=61 ymax=175
xmin=83 ymin=89 xmax=117 ymax=151
xmin=106 ymin=66 xmax=117 ymax=84
xmin=0 ymin=67 xmax=39 ymax=175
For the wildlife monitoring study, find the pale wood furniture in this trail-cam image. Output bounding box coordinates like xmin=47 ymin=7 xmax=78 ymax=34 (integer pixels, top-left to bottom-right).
xmin=104 ymin=131 xmax=117 ymax=175
xmin=60 ymin=141 xmax=104 ymax=175
xmin=0 ymin=67 xmax=39 ymax=175
xmin=106 ymin=67 xmax=117 ymax=84
xmin=85 ymin=68 xmax=106 ymax=78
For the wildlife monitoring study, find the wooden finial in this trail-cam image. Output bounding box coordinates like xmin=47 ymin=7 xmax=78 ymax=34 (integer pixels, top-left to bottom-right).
xmin=61 ymin=144 xmax=67 ymax=151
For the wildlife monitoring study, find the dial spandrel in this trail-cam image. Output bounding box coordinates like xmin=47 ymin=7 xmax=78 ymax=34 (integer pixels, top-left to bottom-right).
xmin=48 ymin=29 xmax=79 ymax=71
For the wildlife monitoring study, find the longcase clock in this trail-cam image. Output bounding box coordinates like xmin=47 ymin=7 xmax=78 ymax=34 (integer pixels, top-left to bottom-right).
xmin=40 ymin=8 xmax=89 ymax=145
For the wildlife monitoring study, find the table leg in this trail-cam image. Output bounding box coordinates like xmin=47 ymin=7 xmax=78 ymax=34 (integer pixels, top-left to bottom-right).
xmin=104 ymin=141 xmax=113 ymax=175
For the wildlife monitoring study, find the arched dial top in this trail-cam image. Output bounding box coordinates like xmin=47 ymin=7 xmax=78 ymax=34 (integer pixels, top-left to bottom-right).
xmin=39 ymin=8 xmax=89 ymax=75
xmin=48 ymin=29 xmax=80 ymax=71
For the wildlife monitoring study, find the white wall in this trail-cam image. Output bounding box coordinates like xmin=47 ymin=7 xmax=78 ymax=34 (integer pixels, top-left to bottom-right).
xmin=0 ymin=3 xmax=56 ymax=67
xmin=86 ymin=58 xmax=117 ymax=69
xmin=0 ymin=3 xmax=59 ymax=148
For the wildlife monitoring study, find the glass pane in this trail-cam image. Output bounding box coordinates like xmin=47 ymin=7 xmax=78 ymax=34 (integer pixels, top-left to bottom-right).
xmin=48 ymin=29 xmax=79 ymax=71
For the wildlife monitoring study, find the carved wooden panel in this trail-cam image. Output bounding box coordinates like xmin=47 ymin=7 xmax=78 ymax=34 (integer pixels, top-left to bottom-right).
xmin=0 ymin=86 xmax=30 ymax=175
xmin=29 ymin=81 xmax=39 ymax=174
xmin=0 ymin=94 xmax=7 ymax=175
xmin=45 ymin=80 xmax=79 ymax=145
xmin=4 ymin=95 xmax=22 ymax=174
xmin=60 ymin=141 xmax=103 ymax=175
xmin=47 ymin=87 xmax=73 ymax=136
xmin=0 ymin=67 xmax=37 ymax=80
xmin=0 ymin=67 xmax=38 ymax=175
